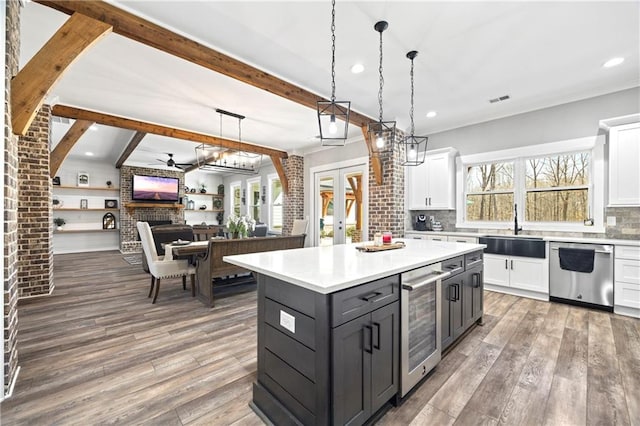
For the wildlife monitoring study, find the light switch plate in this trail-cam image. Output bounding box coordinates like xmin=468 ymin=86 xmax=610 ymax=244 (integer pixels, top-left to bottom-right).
xmin=606 ymin=216 xmax=617 ymax=226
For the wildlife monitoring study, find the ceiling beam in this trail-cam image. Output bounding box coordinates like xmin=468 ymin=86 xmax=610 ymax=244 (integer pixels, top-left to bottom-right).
xmin=270 ymin=155 xmax=289 ymax=196
xmin=115 ymin=131 xmax=147 ymax=168
xmin=51 ymin=105 xmax=288 ymax=159
xmin=361 ymin=126 xmax=382 ymax=185
xmin=49 ymin=119 xmax=94 ymax=177
xmin=11 ymin=12 xmax=111 ymax=135
xmin=34 ymin=0 xmax=375 ymax=129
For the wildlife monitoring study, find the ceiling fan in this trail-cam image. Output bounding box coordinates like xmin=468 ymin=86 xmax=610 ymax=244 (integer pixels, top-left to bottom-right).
xmin=156 ymin=153 xmax=193 ymax=170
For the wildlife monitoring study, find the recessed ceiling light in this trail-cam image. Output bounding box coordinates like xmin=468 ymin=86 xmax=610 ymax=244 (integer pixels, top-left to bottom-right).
xmin=89 ymin=124 xmax=99 ymax=131
xmin=426 ymin=111 xmax=437 ymax=118
xmin=603 ymin=57 xmax=624 ymax=68
xmin=85 ymin=152 xmax=94 ymax=156
xmin=351 ymin=63 xmax=364 ymax=74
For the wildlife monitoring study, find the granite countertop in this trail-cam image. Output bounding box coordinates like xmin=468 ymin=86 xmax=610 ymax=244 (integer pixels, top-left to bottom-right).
xmin=223 ymin=239 xmax=485 ymax=294
xmin=404 ymin=230 xmax=640 ymax=247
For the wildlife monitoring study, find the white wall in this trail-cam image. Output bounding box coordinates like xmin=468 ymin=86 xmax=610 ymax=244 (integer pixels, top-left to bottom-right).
xmin=426 ymin=87 xmax=639 ymax=155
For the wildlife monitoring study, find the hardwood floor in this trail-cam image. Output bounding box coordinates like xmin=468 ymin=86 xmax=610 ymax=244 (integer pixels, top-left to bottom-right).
xmin=2 ymin=251 xmax=639 ymax=425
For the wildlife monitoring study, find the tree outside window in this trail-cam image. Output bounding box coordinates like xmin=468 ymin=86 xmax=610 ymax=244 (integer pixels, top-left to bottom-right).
xmin=465 ymin=162 xmax=514 ymax=221
xmin=231 ymin=183 xmax=241 ymax=216
xmin=248 ymin=179 xmax=261 ymax=222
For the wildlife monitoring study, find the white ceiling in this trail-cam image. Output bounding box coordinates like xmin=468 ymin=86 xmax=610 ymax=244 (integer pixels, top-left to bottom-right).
xmin=21 ymin=1 xmax=640 ymax=173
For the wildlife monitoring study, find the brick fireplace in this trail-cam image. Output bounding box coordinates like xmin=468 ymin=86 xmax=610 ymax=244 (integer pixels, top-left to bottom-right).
xmin=119 ymin=166 xmax=184 ymax=253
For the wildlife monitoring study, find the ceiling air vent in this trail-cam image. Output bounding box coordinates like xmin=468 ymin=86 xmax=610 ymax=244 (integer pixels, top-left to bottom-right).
xmin=489 ymin=94 xmax=510 ymax=104
xmin=51 ymin=116 xmax=71 ymax=124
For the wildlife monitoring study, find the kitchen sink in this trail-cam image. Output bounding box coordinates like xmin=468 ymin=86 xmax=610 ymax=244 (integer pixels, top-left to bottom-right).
xmin=479 ymin=236 xmax=546 ymax=258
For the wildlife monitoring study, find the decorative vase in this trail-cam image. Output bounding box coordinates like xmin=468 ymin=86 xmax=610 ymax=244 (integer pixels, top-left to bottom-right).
xmin=200 ymin=188 xmax=206 ymax=193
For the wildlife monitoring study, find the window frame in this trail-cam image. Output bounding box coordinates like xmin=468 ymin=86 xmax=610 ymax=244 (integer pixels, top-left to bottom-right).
xmin=229 ymin=181 xmax=241 ymax=217
xmin=246 ymin=177 xmax=261 ymax=223
xmin=456 ymin=136 xmax=605 ymax=233
xmin=268 ymin=173 xmax=283 ymax=234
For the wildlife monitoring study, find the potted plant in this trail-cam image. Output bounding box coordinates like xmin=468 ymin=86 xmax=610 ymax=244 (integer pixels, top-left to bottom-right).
xmin=53 ymin=217 xmax=66 ymax=231
xmin=225 ymin=214 xmax=255 ymax=238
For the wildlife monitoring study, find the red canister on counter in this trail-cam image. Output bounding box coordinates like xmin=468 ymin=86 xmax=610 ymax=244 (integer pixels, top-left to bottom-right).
xmin=382 ymin=232 xmax=392 ymax=244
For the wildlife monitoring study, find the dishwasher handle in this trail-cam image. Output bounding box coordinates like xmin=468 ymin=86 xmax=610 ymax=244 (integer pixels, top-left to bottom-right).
xmin=402 ymin=270 xmax=451 ymax=291
xmin=550 ymin=247 xmax=612 ymax=254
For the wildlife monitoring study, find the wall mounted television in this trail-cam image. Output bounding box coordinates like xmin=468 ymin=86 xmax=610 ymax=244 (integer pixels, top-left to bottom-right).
xmin=131 ymin=175 xmax=179 ymax=202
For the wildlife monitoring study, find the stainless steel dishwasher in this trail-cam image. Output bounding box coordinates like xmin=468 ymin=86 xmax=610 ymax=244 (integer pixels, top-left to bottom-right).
xmin=549 ymin=241 xmax=614 ymax=311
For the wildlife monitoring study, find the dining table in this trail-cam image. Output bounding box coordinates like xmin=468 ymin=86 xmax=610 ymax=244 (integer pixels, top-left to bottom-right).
xmin=163 ymin=240 xmax=209 ymax=260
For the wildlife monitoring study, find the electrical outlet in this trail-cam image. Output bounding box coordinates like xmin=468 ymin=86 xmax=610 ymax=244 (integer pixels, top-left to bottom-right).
xmin=607 ymin=216 xmax=616 ymax=226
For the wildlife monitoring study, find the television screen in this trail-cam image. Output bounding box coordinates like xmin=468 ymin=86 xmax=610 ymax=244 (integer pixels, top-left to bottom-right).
xmin=132 ymin=175 xmax=179 ymax=202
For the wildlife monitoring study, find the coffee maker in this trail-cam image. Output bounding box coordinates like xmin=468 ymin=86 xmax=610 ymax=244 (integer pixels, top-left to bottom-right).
xmin=413 ymin=214 xmax=431 ymax=231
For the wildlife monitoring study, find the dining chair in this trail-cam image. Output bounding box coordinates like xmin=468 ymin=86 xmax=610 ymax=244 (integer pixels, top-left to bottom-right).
xmin=291 ymin=218 xmax=309 ymax=236
xmin=137 ymin=221 xmax=196 ymax=304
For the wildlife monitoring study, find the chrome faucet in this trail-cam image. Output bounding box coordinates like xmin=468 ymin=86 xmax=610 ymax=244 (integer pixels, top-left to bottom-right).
xmin=514 ymin=204 xmax=523 ymax=235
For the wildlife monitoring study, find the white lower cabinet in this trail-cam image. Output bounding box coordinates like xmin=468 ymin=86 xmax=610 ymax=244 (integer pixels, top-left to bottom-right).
xmin=484 ymin=254 xmax=548 ymax=299
xmin=614 ymin=245 xmax=640 ymax=318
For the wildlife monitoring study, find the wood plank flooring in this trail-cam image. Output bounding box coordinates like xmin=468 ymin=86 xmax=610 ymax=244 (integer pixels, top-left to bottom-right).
xmin=1 ymin=251 xmax=639 ymax=425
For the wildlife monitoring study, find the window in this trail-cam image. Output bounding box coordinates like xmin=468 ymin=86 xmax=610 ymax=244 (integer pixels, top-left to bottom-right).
xmin=525 ymin=152 xmax=590 ymax=222
xmin=456 ymin=136 xmax=604 ymax=232
xmin=465 ymin=162 xmax=514 ymax=221
xmin=269 ymin=175 xmax=283 ymax=232
xmin=230 ymin=182 xmax=241 ymax=216
xmin=247 ymin=178 xmax=261 ymax=222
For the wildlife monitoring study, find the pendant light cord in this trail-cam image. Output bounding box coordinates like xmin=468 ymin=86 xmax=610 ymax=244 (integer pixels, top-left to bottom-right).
xmin=409 ymin=56 xmax=415 ymax=136
xmin=330 ymin=0 xmax=336 ymax=103
xmin=378 ymin=30 xmax=384 ymax=122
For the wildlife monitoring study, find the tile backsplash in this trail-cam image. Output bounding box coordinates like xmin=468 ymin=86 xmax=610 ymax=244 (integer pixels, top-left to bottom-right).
xmin=407 ymin=207 xmax=640 ymax=240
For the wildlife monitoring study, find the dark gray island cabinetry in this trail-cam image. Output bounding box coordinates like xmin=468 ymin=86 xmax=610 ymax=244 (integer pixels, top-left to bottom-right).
xmin=223 ymin=239 xmax=486 ymax=426
xmin=253 ymin=273 xmax=399 ymax=426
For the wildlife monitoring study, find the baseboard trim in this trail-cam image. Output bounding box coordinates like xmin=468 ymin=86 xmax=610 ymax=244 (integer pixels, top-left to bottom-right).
xmin=484 ymin=284 xmax=548 ymax=301
xmin=614 ymin=305 xmax=640 ymax=319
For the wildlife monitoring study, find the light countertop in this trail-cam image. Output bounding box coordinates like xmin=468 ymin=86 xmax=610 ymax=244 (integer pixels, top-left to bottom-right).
xmin=223 ymin=239 xmax=485 ymax=294
xmin=404 ymin=230 xmax=640 ymax=246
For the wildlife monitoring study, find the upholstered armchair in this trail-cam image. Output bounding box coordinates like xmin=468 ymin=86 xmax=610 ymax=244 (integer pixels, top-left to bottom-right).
xmin=137 ymin=221 xmax=196 ymax=304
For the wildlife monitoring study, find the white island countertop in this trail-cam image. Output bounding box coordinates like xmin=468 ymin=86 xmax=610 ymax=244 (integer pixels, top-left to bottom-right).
xmin=223 ymin=238 xmax=485 ymax=294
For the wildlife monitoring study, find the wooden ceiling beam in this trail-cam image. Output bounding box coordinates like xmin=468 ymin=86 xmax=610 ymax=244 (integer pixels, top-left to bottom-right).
xmin=11 ymin=12 xmax=111 ymax=135
xmin=115 ymin=131 xmax=146 ymax=168
xmin=34 ymin=0 xmax=374 ymax=129
xmin=361 ymin=126 xmax=382 ymax=185
xmin=270 ymin=155 xmax=289 ymax=196
xmin=51 ymin=105 xmax=288 ymax=159
xmin=49 ymin=119 xmax=94 ymax=177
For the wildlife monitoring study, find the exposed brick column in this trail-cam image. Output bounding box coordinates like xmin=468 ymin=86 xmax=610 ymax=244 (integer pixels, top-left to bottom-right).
xmin=4 ymin=0 xmax=21 ymax=396
xmin=17 ymin=105 xmax=53 ymax=297
xmin=282 ymin=155 xmax=304 ymax=235
xmin=368 ymin=129 xmax=406 ymax=240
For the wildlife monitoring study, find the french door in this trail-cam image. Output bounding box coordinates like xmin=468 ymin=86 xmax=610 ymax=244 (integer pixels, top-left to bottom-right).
xmin=314 ymin=165 xmax=367 ymax=246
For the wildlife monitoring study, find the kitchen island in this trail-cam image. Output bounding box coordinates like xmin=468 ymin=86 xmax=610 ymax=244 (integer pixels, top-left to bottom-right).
xmin=224 ymin=238 xmax=485 ymax=426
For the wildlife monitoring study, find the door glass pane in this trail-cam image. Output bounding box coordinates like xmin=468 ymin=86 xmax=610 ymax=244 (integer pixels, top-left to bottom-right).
xmin=344 ymin=172 xmax=363 ymax=243
xmin=319 ymin=176 xmax=334 ymax=246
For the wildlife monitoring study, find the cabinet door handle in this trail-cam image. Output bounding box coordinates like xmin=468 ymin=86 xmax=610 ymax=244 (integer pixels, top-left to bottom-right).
xmin=372 ymin=322 xmax=381 ymax=350
xmin=425 ymin=197 xmax=429 ymax=206
xmin=454 ymin=283 xmax=460 ymax=301
xmin=510 ymin=260 xmax=514 ymax=270
xmin=429 ymin=197 xmax=431 ymax=206
xmin=473 ymin=272 xmax=482 ymax=288
xmin=364 ymin=325 xmax=373 ymax=353
xmin=360 ymin=291 xmax=382 ymax=302
xmin=505 ymin=259 xmax=508 ymax=269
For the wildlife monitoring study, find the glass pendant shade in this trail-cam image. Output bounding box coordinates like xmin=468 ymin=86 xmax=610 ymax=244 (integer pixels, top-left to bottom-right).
xmin=317 ymin=100 xmax=351 ymax=146
xmin=195 ymin=144 xmax=261 ymax=175
xmin=368 ymin=120 xmax=396 ymax=156
xmin=401 ymin=135 xmax=428 ymax=166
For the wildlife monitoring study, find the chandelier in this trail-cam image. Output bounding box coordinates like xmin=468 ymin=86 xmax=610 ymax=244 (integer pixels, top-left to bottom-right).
xmin=195 ymin=109 xmax=261 ymax=174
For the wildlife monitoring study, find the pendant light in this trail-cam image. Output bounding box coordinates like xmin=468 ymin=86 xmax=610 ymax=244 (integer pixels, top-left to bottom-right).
xmin=401 ymin=51 xmax=428 ymax=166
xmin=317 ymin=0 xmax=351 ymax=146
xmin=368 ymin=20 xmax=396 ymax=157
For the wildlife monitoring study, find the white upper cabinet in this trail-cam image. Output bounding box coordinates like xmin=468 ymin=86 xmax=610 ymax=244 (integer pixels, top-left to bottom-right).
xmin=603 ymin=118 xmax=640 ymax=206
xmin=407 ymin=148 xmax=457 ymax=210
